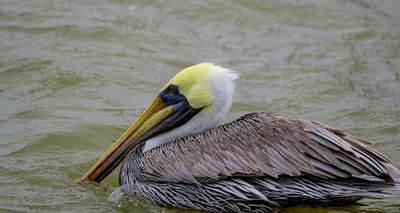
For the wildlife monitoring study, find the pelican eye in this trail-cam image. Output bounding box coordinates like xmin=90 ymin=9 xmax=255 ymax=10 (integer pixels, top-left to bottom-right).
xmin=160 ymin=84 xmax=185 ymax=107
xmin=169 ymin=86 xmax=177 ymax=95
xmin=168 ymin=85 xmax=179 ymax=95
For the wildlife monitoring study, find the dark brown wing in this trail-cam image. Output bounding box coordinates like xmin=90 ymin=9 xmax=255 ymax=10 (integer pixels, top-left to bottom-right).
xmin=131 ymin=112 xmax=399 ymax=184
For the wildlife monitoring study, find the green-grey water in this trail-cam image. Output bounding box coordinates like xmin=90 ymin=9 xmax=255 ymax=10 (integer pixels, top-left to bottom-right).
xmin=1 ymin=0 xmax=400 ymax=212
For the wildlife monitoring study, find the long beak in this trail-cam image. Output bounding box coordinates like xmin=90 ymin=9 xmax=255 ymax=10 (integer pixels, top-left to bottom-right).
xmin=80 ymin=96 xmax=174 ymax=183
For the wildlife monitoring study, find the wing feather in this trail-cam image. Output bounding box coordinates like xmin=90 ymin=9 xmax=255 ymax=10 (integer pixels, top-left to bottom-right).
xmin=132 ymin=112 xmax=399 ymax=184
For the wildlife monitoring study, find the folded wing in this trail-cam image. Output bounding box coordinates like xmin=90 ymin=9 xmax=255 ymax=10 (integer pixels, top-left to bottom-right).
xmin=131 ymin=112 xmax=399 ymax=184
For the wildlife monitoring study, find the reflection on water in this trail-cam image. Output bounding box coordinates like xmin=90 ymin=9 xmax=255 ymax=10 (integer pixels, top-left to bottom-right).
xmin=1 ymin=0 xmax=399 ymax=212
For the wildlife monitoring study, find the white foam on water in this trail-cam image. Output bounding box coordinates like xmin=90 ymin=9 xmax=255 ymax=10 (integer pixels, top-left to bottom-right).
xmin=108 ymin=186 xmax=126 ymax=207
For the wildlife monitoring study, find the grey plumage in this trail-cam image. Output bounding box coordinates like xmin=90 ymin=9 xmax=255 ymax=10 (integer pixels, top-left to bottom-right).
xmin=119 ymin=174 xmax=396 ymax=213
xmin=119 ymin=112 xmax=399 ymax=212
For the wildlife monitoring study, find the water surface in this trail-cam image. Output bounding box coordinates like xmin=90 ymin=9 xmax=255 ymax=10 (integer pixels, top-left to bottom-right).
xmin=1 ymin=0 xmax=400 ymax=212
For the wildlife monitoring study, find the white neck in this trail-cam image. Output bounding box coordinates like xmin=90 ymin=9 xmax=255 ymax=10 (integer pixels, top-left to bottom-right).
xmin=142 ymin=67 xmax=237 ymax=152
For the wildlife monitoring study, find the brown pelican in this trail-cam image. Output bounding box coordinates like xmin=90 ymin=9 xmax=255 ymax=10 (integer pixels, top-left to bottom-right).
xmin=81 ymin=63 xmax=399 ymax=212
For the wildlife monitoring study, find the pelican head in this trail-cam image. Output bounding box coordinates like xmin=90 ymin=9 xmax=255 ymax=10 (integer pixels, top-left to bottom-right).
xmin=81 ymin=63 xmax=239 ymax=182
